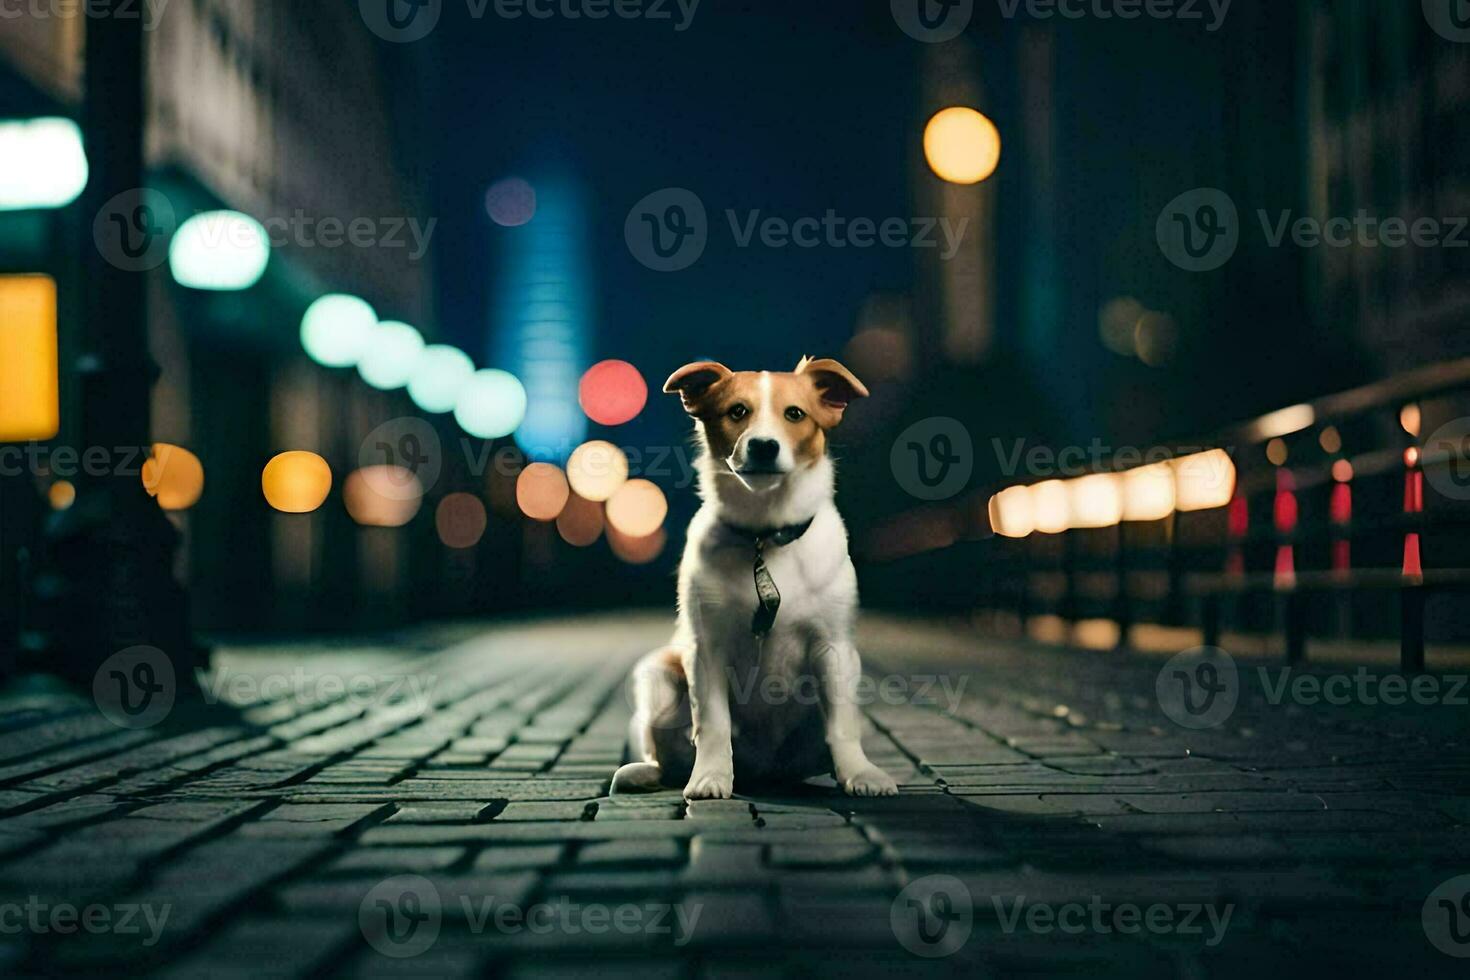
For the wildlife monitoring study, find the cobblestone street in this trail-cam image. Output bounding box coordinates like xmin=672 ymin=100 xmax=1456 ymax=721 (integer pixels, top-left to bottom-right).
xmin=1 ymin=614 xmax=1468 ymax=978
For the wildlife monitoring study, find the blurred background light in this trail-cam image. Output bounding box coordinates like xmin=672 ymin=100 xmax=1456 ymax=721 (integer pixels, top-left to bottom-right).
xmin=1266 ymin=438 xmax=1289 ymax=466
xmin=516 ymin=462 xmax=570 ymax=521
xmin=1099 ymin=297 xmax=1145 ymax=357
xmin=1249 ymin=404 xmax=1315 ymax=442
xmin=1121 ymin=462 xmax=1176 ymax=522
xmin=454 ymin=368 xmax=528 ymax=439
xmin=0 ymin=117 xmax=88 ymax=210
xmin=168 ymin=210 xmax=270 ymax=291
xmin=1173 ymin=450 xmax=1236 ymax=512
xmin=607 ymin=525 xmax=667 ymax=565
xmin=48 ymin=480 xmax=76 ymax=511
xmin=1069 ymin=473 xmax=1124 ymax=529
xmin=408 ymin=344 xmax=476 ymax=413
xmin=605 ymin=479 xmax=667 ymax=538
xmin=1332 ymin=459 xmax=1354 ymax=483
xmin=357 ymin=321 xmax=425 ymax=390
xmin=142 ymin=443 xmax=205 ymax=511
xmin=1031 ymin=480 xmax=1071 ymax=535
xmin=923 ymin=106 xmax=1001 ymax=185
xmin=436 ymin=492 xmax=488 ymax=549
xmin=300 ymin=294 xmax=377 ymax=368
xmin=1319 ymin=426 xmax=1343 ymax=454
xmin=566 ymin=440 xmax=628 ymax=502
xmin=988 ymin=485 xmax=1034 ymax=539
xmin=1400 ymin=404 xmax=1422 ymax=437
xmin=0 ymin=274 xmax=59 ymax=441
xmin=262 ymin=451 xmax=333 ymax=514
xmin=344 ymin=466 xmax=423 ymax=527
xmin=495 ymin=179 xmax=590 ymax=461
xmin=1133 ymin=312 xmax=1178 ymax=367
xmin=578 ymin=359 xmax=648 ymax=426
xmin=555 ymin=492 xmax=604 ymax=547
xmin=485 ymin=176 xmax=537 ymax=227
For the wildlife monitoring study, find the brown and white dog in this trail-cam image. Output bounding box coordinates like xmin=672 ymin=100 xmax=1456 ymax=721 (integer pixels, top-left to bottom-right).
xmin=612 ymin=357 xmax=898 ymax=799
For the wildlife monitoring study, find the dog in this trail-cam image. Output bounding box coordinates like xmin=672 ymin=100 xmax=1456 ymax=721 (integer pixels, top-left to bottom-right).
xmin=612 ymin=357 xmax=898 ymax=800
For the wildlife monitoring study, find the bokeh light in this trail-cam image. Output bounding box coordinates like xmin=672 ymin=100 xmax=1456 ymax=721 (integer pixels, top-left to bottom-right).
xmin=1173 ymin=450 xmax=1236 ymax=512
xmin=566 ymin=440 xmax=629 ymax=502
xmin=454 ymin=369 xmax=528 ymax=439
xmin=1266 ymin=438 xmax=1289 ymax=466
xmin=516 ymin=462 xmax=570 ymax=521
xmin=843 ymin=326 xmax=913 ymax=385
xmin=0 ymin=117 xmax=88 ymax=210
xmin=578 ymin=360 xmax=648 ymax=426
xmin=1099 ymin=297 xmax=1145 ymax=357
xmin=344 ymin=466 xmax=423 ymax=527
xmin=357 ymin=321 xmax=425 ymax=390
xmin=1319 ymin=426 xmax=1343 ymax=454
xmin=556 ymin=492 xmax=604 ymax=547
xmin=436 ymin=492 xmax=488 ymax=549
xmin=1069 ymin=474 xmax=1124 ymax=529
xmin=1134 ymin=312 xmax=1178 ymax=367
xmin=262 ymin=451 xmax=332 ymax=514
xmin=408 ymin=345 xmax=476 ymax=414
xmin=142 ymin=443 xmax=205 ymax=511
xmin=48 ymin=480 xmax=75 ymax=511
xmin=1332 ymin=459 xmax=1355 ymax=483
xmin=1400 ymin=404 xmax=1422 ymax=438
xmin=168 ymin=210 xmax=270 ymax=291
xmin=608 ymin=525 xmax=667 ymax=565
xmin=1031 ymin=481 xmax=1071 ymax=535
xmin=0 ymin=274 xmax=59 ymax=442
xmin=923 ymin=106 xmax=1002 ymax=185
xmin=605 ymin=479 xmax=667 ymax=538
xmin=1121 ymin=462 xmax=1176 ymax=522
xmin=485 ymin=177 xmax=537 ymax=227
xmin=300 ymin=294 xmax=376 ymax=368
xmin=987 ymin=485 xmax=1034 ymax=539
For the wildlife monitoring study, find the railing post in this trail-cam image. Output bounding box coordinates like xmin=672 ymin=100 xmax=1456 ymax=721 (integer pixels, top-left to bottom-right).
xmin=1401 ymin=585 xmax=1426 ymax=674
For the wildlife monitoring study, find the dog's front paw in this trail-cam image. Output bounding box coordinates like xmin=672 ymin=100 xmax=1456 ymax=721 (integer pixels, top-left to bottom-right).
xmin=683 ymin=767 xmax=734 ymax=800
xmin=842 ymin=766 xmax=898 ymax=797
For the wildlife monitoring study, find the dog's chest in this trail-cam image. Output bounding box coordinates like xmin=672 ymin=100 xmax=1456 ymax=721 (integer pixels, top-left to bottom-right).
xmin=694 ymin=521 xmax=853 ymax=629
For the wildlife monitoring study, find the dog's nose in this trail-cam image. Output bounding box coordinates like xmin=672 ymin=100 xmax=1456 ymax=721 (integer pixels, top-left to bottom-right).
xmin=747 ymin=438 xmax=780 ymax=464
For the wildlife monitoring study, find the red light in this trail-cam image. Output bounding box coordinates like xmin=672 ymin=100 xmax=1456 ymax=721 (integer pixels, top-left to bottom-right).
xmin=578 ymin=360 xmax=648 ymax=427
xmin=1330 ymin=482 xmax=1352 ymax=525
xmin=1405 ymin=447 xmax=1420 ymax=467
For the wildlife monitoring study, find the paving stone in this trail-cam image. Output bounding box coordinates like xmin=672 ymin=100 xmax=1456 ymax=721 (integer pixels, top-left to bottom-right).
xmin=386 ymin=802 xmax=497 ymax=824
xmin=330 ymin=846 xmax=465 ymax=872
xmin=474 ymin=844 xmax=567 ymax=871
xmin=495 ymin=801 xmax=596 ymax=822
xmin=577 ymin=839 xmax=684 ymax=867
xmin=239 ymin=802 xmax=394 ymax=837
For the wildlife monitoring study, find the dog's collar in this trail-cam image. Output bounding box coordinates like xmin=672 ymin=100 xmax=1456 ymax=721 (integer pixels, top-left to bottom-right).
xmin=719 ymin=517 xmax=816 ymax=550
xmin=719 ymin=517 xmax=816 ymax=638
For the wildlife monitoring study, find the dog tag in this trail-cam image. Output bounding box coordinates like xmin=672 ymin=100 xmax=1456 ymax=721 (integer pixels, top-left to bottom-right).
xmin=750 ymin=545 xmax=782 ymax=637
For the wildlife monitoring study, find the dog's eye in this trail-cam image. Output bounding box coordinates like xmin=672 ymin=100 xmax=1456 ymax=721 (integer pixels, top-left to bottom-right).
xmin=785 ymin=407 xmax=806 ymax=422
xmin=727 ymin=404 xmax=750 ymax=421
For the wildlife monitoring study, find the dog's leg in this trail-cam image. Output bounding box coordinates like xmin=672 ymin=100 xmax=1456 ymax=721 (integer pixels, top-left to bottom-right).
xmin=612 ymin=649 xmax=692 ymax=795
xmin=683 ymin=635 xmax=736 ymax=800
xmin=814 ymin=642 xmax=897 ymax=797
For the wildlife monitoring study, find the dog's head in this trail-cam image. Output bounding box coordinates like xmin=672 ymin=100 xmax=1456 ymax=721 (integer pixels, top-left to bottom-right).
xmin=663 ymin=357 xmax=868 ymax=486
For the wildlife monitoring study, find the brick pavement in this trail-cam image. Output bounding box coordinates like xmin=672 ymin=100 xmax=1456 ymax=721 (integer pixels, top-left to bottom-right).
xmin=1 ymin=613 xmax=1467 ymax=977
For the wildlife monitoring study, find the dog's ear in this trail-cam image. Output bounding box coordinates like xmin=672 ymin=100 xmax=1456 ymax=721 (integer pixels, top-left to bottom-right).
xmin=664 ymin=361 xmax=732 ymax=416
xmin=796 ymin=356 xmax=869 ymax=427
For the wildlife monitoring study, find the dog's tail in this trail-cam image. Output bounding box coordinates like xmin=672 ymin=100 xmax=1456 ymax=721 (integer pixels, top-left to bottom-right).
xmin=611 ymin=761 xmax=664 ymax=795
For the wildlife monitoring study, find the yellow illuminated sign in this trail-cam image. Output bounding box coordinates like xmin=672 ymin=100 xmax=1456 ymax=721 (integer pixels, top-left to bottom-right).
xmin=0 ymin=274 xmax=60 ymax=442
